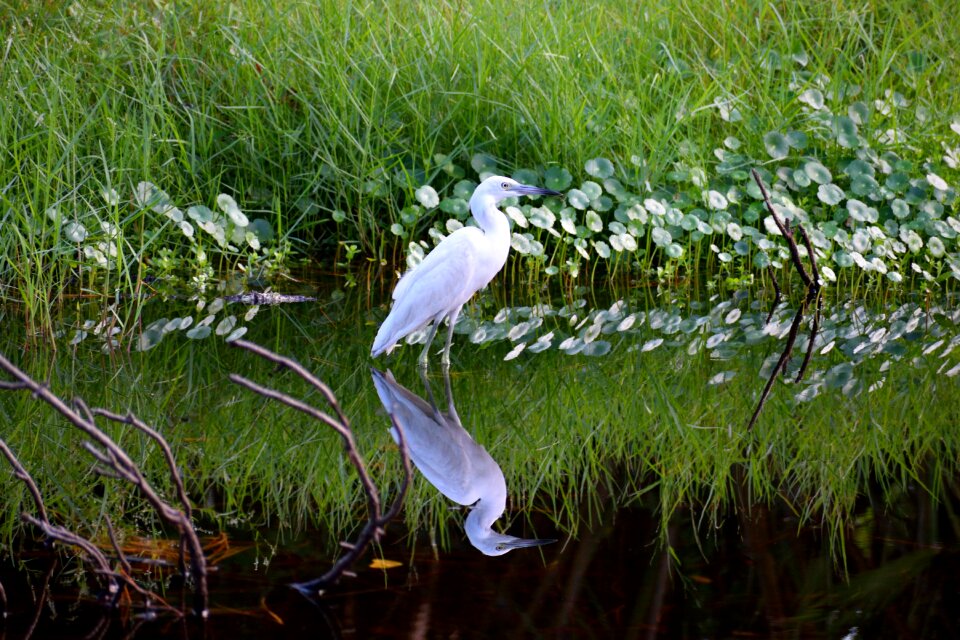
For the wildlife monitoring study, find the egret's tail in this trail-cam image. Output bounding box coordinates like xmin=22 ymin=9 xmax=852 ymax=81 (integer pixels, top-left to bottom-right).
xmin=370 ymin=321 xmax=397 ymax=358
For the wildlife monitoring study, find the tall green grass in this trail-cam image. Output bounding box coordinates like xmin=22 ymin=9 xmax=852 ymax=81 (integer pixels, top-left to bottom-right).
xmin=2 ymin=1 xmax=959 ymax=328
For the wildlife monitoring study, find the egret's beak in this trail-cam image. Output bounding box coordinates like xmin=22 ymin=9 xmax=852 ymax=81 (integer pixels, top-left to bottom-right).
xmin=504 ymin=536 xmax=558 ymax=549
xmin=512 ymin=184 xmax=563 ymax=198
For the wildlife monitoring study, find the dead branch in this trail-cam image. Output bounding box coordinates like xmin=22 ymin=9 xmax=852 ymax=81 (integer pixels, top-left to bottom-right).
xmin=765 ymin=266 xmax=782 ymax=324
xmin=104 ymin=515 xmax=133 ymax=577
xmin=0 ymin=353 xmax=208 ymax=618
xmin=88 ymin=405 xmax=195 ymax=579
xmin=2 ymin=436 xmax=120 ymax=597
xmin=227 ymin=339 xmax=413 ymax=596
xmin=746 ymin=168 xmax=825 ymax=431
xmin=0 ymin=439 xmax=50 ymax=523
xmin=20 ymin=514 xmax=119 ymax=597
xmin=747 ymin=305 xmax=805 ymax=432
xmin=795 ymin=289 xmax=823 ymax=383
xmin=752 ymin=168 xmax=820 ymax=292
xmin=746 ymin=289 xmax=823 ymax=432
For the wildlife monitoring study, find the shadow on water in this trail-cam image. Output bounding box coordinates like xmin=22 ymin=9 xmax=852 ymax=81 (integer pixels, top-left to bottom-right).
xmin=2 ymin=286 xmax=960 ymax=637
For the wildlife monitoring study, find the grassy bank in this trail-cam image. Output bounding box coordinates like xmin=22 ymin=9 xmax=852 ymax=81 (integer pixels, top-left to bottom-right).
xmin=2 ymin=1 xmax=959 ymax=343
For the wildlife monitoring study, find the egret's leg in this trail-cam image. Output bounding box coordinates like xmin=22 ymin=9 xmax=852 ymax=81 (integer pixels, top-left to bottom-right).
xmin=440 ymin=306 xmax=463 ymax=368
xmin=418 ymin=320 xmax=441 ymax=369
xmin=418 ymin=367 xmax=445 ymax=424
xmin=441 ymin=366 xmax=461 ymax=425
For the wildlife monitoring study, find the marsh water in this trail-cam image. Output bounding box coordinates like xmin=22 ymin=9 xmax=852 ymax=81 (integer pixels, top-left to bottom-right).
xmin=1 ymin=286 xmax=959 ymax=638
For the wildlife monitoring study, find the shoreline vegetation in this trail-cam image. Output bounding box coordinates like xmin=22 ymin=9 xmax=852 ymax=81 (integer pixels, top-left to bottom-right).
xmin=2 ymin=1 xmax=959 ymax=342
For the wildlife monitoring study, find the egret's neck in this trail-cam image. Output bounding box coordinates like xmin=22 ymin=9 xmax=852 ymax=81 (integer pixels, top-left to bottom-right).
xmin=464 ymin=488 xmax=507 ymax=547
xmin=469 ymin=194 xmax=510 ymax=239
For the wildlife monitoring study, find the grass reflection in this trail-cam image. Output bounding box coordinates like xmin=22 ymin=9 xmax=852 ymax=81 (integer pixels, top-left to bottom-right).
xmin=1 ymin=292 xmax=958 ymax=565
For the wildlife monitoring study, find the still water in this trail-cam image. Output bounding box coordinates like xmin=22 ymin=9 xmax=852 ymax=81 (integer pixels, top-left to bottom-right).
xmin=0 ymin=288 xmax=958 ymax=638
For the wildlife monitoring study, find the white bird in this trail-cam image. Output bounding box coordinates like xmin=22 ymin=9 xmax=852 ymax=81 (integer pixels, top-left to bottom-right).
xmin=371 ymin=367 xmax=555 ymax=556
xmin=371 ymin=176 xmax=561 ymax=367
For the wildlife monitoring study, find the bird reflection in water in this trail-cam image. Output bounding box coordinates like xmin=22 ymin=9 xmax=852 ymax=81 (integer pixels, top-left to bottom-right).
xmin=371 ymin=368 xmax=556 ymax=556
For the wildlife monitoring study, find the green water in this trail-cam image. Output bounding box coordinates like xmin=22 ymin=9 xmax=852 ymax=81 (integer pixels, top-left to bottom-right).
xmin=1 ymin=290 xmax=958 ymax=554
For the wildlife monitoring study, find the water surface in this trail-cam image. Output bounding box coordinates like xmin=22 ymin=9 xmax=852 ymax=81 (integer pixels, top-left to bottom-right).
xmin=0 ymin=289 xmax=958 ymax=637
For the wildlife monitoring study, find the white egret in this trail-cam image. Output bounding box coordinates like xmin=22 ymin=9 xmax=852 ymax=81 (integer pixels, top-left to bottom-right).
xmin=371 ymin=368 xmax=555 ymax=556
xmin=371 ymin=176 xmax=561 ymax=367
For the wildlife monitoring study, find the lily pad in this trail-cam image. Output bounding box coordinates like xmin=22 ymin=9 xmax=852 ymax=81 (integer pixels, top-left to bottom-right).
xmin=585 ymin=157 xmax=615 ymax=179
xmin=818 ymin=183 xmax=845 ymax=205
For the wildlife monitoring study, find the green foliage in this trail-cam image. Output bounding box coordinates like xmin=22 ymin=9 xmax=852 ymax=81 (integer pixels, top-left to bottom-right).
xmin=2 ymin=0 xmax=960 ymax=329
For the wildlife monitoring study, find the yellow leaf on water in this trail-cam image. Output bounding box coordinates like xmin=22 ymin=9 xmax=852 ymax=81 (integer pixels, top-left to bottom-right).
xmin=369 ymin=558 xmax=402 ymax=570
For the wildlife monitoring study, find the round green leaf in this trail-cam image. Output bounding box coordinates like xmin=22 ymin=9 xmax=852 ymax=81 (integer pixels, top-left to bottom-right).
xmin=817 ymin=183 xmax=845 ymax=205
xmin=568 ymin=189 xmax=590 ymax=210
xmin=763 ymin=131 xmax=790 ymax=159
xmin=798 ymin=88 xmax=824 ymax=110
xmin=544 ymin=167 xmax=573 ymax=191
xmin=651 ymin=227 xmax=672 ymax=246
xmin=585 ymin=157 xmax=615 ymax=179
xmin=415 ymin=185 xmax=440 ymax=208
xmin=804 ymin=161 xmax=832 ymax=184
xmin=665 ymin=243 xmax=684 ymax=258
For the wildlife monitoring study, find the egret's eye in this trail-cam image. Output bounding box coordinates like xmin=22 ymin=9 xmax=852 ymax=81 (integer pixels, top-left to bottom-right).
xmin=495 ymin=545 xmax=506 ymax=551
xmin=500 ymin=182 xmax=510 ymax=190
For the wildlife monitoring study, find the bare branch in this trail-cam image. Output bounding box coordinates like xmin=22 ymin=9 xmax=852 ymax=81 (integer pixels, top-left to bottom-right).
xmin=766 ymin=266 xmax=782 ymax=324
xmin=747 ymin=304 xmax=806 ymax=432
xmin=104 ymin=515 xmax=133 ymax=577
xmin=21 ymin=515 xmax=119 ymax=597
xmin=0 ymin=438 xmax=50 ymax=523
xmin=795 ymin=289 xmax=823 ymax=383
xmin=92 ymin=409 xmax=194 ymax=521
xmin=228 ymin=339 xmax=413 ymax=595
xmin=229 ymin=339 xmax=351 ymax=427
xmin=0 ymin=353 xmax=208 ymax=617
xmin=752 ymin=169 xmax=815 ymax=289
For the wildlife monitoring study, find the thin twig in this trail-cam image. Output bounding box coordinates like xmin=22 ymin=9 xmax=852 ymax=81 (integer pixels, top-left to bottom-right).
xmin=91 ymin=409 xmax=193 ymax=521
xmin=20 ymin=516 xmax=119 ymax=597
xmin=795 ymin=289 xmax=823 ymax=383
xmin=0 ymin=353 xmax=208 ymax=617
xmin=104 ymin=515 xmax=133 ymax=577
xmin=766 ymin=266 xmax=782 ymax=324
xmin=91 ymin=407 xmax=195 ymax=576
xmin=291 ymin=414 xmax=413 ymax=595
xmin=747 ymin=304 xmax=806 ymax=432
xmin=752 ymin=169 xmax=815 ymax=289
xmin=0 ymin=438 xmax=50 ymax=523
xmin=228 ymin=339 xmax=413 ymax=595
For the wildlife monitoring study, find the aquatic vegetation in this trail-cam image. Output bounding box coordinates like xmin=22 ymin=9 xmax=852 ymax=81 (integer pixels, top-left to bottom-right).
xmin=405 ymin=89 xmax=959 ymax=298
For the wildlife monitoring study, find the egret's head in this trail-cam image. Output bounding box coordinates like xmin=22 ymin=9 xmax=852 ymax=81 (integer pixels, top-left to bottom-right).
xmin=474 ymin=531 xmax=558 ymax=557
xmin=472 ymin=175 xmax=563 ymax=204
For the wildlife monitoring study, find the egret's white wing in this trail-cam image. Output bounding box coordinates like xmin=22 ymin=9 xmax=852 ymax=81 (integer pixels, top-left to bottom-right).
xmin=392 ymin=227 xmax=482 ymax=303
xmin=372 ymin=229 xmax=481 ymax=355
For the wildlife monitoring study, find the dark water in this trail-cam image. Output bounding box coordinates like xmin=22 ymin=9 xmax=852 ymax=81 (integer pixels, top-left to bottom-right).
xmin=2 ymin=481 xmax=957 ymax=639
